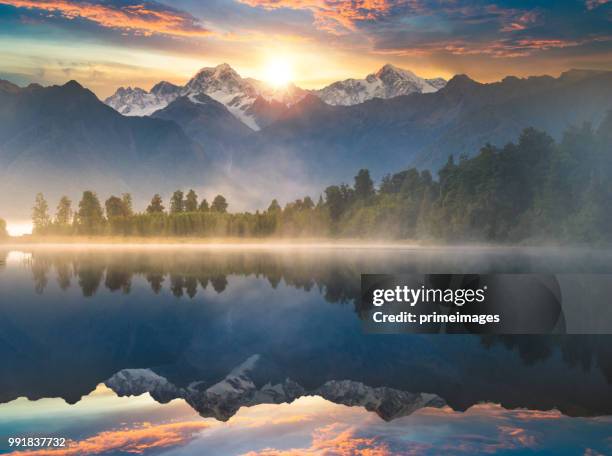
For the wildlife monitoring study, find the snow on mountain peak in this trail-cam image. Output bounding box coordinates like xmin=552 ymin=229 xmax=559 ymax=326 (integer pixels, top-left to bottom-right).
xmin=105 ymin=63 xmax=307 ymax=130
xmin=104 ymin=62 xmax=446 ymax=125
xmin=315 ymin=63 xmax=446 ymax=106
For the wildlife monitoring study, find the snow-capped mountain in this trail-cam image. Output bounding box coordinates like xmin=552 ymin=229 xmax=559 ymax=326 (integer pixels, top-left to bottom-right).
xmin=104 ymin=63 xmax=445 ymax=128
xmin=106 ymin=354 xmax=445 ymax=422
xmin=314 ymin=64 xmax=446 ymax=106
xmin=105 ymin=63 xmax=307 ymax=130
xmin=105 ymin=81 xmax=181 ymax=116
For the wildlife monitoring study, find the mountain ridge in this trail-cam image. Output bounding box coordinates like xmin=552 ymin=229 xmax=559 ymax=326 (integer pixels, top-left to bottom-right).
xmin=104 ymin=63 xmax=447 ymax=128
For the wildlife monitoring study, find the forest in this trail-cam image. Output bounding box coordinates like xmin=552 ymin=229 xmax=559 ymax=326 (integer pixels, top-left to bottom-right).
xmin=9 ymin=113 xmax=612 ymax=243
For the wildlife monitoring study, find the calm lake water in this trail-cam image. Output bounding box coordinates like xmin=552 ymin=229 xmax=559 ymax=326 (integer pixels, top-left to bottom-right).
xmin=0 ymin=245 xmax=611 ymax=455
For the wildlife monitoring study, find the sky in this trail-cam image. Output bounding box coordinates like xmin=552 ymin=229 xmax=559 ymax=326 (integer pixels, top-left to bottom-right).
xmin=0 ymin=0 xmax=611 ymax=97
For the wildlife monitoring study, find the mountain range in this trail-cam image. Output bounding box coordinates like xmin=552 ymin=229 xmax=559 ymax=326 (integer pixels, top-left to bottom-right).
xmin=105 ymin=63 xmax=447 ymax=130
xmin=1 ymin=64 xmax=612 ymax=221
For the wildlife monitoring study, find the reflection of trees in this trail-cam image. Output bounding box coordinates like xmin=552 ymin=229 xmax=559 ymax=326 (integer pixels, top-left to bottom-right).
xmin=481 ymin=335 xmax=612 ymax=384
xmin=55 ymin=258 xmax=72 ymax=290
xmin=31 ymin=257 xmax=51 ymax=294
xmin=23 ymin=250 xmax=365 ymax=305
xmin=76 ymin=261 xmax=104 ymax=297
xmin=170 ymin=275 xmax=184 ymax=297
xmin=0 ymin=250 xmax=7 ymax=269
xmin=105 ymin=263 xmax=132 ymax=294
xmin=211 ymin=275 xmax=228 ymax=293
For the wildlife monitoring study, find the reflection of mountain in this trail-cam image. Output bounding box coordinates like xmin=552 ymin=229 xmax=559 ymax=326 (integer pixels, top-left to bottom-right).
xmin=1 ymin=248 xmax=612 ymax=420
xmin=107 ymin=355 xmax=445 ymax=421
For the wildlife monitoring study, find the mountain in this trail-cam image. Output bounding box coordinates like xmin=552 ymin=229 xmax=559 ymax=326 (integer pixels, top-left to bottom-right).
xmin=4 ymin=68 xmax=612 ymax=222
xmin=253 ymin=69 xmax=612 ymax=179
xmin=106 ymin=355 xmax=446 ymax=422
xmin=314 ymin=64 xmax=446 ymax=106
xmin=105 ymin=81 xmax=181 ymax=116
xmin=0 ymin=80 xmax=207 ymax=220
xmin=105 ymin=63 xmax=308 ymax=131
xmin=103 ymin=63 xmax=446 ymax=128
xmin=152 ymin=93 xmax=254 ymax=160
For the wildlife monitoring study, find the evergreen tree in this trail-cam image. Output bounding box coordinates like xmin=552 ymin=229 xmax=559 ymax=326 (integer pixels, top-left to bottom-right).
xmin=199 ymin=198 xmax=209 ymax=212
xmin=303 ymin=196 xmax=315 ymax=209
xmin=211 ymin=195 xmax=228 ymax=213
xmin=32 ymin=193 xmax=51 ymax=234
xmin=105 ymin=196 xmax=127 ymax=218
xmin=77 ymin=191 xmax=104 ymax=234
xmin=55 ymin=196 xmax=72 ymax=226
xmin=324 ymin=185 xmax=344 ymax=221
xmin=268 ymin=199 xmax=281 ymax=212
xmin=147 ymin=194 xmax=165 ymax=214
xmin=170 ymin=190 xmax=185 ymax=214
xmin=121 ymin=193 xmax=134 ymax=216
xmin=354 ymin=168 xmax=374 ymax=199
xmin=185 ymin=189 xmax=198 ymax=212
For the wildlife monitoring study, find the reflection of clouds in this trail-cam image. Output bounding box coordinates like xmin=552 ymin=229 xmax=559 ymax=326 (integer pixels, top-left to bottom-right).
xmin=7 ymin=421 xmax=210 ymax=456
xmin=242 ymin=423 xmax=392 ymax=455
xmin=3 ymin=393 xmax=611 ymax=456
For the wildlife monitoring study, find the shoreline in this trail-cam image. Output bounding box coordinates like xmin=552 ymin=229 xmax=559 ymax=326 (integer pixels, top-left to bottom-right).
xmin=0 ymin=236 xmax=603 ymax=251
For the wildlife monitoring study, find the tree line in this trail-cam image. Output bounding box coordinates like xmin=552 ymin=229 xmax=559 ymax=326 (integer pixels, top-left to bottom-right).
xmin=21 ymin=114 xmax=612 ymax=243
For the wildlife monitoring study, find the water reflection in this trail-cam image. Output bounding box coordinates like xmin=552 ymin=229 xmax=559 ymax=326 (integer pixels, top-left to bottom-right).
xmin=0 ymin=246 xmax=611 ymax=425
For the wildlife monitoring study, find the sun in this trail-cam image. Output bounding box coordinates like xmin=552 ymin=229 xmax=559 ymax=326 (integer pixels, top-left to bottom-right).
xmin=263 ymin=59 xmax=294 ymax=88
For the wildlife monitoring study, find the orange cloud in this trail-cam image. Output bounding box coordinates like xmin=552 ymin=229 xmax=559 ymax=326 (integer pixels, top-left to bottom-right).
xmin=241 ymin=423 xmax=393 ymax=456
xmin=0 ymin=0 xmax=211 ymax=37
xmin=238 ymin=0 xmax=416 ymax=34
xmin=7 ymin=421 xmax=210 ymax=455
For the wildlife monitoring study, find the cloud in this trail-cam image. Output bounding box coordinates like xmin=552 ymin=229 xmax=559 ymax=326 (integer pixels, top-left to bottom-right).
xmin=371 ymin=34 xmax=611 ymax=59
xmin=7 ymin=421 xmax=211 ymax=455
xmin=0 ymin=0 xmax=211 ymax=37
xmin=500 ymin=10 xmax=539 ymax=32
xmin=237 ymin=0 xmax=419 ymax=34
xmin=585 ymin=0 xmax=611 ymax=10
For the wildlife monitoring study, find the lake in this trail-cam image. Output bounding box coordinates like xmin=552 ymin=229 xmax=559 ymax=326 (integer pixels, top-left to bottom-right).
xmin=0 ymin=245 xmax=611 ymax=455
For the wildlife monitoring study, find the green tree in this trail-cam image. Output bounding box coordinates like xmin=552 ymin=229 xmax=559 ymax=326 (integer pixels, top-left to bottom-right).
xmin=55 ymin=196 xmax=72 ymax=226
xmin=185 ymin=189 xmax=198 ymax=212
xmin=170 ymin=190 xmax=184 ymax=214
xmin=121 ymin=193 xmax=134 ymax=216
xmin=211 ymin=194 xmax=228 ymax=213
xmin=147 ymin=194 xmax=165 ymax=213
xmin=105 ymin=195 xmax=128 ymax=218
xmin=32 ymin=193 xmax=51 ymax=234
xmin=77 ymin=191 xmax=104 ymax=234
xmin=199 ymin=198 xmax=209 ymax=212
xmin=354 ymin=168 xmax=374 ymax=200
xmin=303 ymin=196 xmax=315 ymax=209
xmin=268 ymin=199 xmax=281 ymax=213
